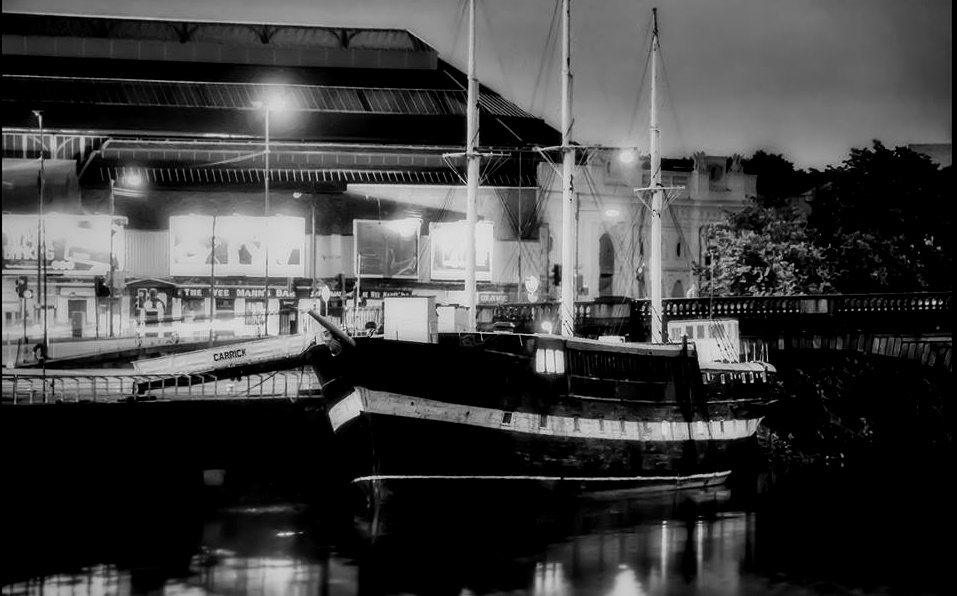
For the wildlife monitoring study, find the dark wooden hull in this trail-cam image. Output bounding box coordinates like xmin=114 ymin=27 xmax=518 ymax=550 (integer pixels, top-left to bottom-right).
xmin=308 ymin=333 xmax=770 ymax=495
xmin=338 ymin=402 xmax=749 ymax=491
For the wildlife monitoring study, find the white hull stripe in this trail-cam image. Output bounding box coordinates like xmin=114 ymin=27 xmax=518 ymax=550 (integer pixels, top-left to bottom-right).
xmin=329 ymin=388 xmax=763 ymax=442
xmin=352 ymin=471 xmax=732 ymax=484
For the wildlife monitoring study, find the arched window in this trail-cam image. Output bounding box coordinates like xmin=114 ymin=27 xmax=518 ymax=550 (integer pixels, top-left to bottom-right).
xmin=599 ymin=233 xmax=614 ymax=296
xmin=671 ymin=280 xmax=685 ymax=298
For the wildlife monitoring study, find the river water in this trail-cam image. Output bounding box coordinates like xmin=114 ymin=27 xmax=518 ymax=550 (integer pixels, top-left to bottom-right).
xmin=1 ymin=468 xmax=950 ymax=596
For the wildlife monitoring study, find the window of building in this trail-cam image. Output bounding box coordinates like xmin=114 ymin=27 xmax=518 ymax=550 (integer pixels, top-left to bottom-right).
xmin=671 ymin=280 xmax=685 ymax=298
xmin=244 ymin=300 xmax=265 ymax=325
xmin=676 ymin=241 xmax=682 ymax=258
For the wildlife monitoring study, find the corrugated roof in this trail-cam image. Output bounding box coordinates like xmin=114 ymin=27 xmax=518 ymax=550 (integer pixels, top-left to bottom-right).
xmin=1 ymin=13 xmax=432 ymax=51
xmin=4 ymin=74 xmax=535 ymax=119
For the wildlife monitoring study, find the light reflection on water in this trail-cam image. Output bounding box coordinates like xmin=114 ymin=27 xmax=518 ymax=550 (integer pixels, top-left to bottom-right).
xmin=0 ymin=484 xmax=946 ymax=596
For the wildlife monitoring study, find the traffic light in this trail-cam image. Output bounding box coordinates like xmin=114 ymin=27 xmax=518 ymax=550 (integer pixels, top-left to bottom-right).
xmin=551 ymin=264 xmax=562 ymax=287
xmin=94 ymin=276 xmax=111 ymax=298
xmin=15 ymin=276 xmax=28 ymax=297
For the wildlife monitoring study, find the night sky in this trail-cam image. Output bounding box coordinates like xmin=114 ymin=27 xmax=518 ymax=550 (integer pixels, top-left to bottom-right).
xmin=4 ymin=0 xmax=952 ymax=169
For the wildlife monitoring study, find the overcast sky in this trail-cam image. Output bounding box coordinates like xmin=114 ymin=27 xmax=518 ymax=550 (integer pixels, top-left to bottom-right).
xmin=4 ymin=0 xmax=952 ymax=169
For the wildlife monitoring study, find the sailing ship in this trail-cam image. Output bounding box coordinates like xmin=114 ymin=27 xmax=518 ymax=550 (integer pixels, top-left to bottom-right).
xmin=307 ymin=2 xmax=775 ymax=496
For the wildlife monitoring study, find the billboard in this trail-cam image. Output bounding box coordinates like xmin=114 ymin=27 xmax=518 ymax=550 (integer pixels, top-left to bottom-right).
xmin=429 ymin=220 xmax=493 ymax=281
xmin=354 ymin=219 xmax=419 ymax=279
xmin=169 ymin=215 xmax=305 ymax=277
xmin=2 ymin=214 xmax=126 ymax=275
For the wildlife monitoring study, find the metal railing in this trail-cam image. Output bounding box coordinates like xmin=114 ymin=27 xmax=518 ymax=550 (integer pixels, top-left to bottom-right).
xmin=478 ymin=292 xmax=952 ymax=330
xmin=1 ymin=369 xmax=322 ymax=405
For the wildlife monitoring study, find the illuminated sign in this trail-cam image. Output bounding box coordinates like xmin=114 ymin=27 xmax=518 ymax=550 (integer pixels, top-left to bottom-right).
xmin=354 ymin=219 xmax=419 ymax=279
xmin=169 ymin=215 xmax=305 ymax=278
xmin=2 ymin=214 xmax=126 ymax=275
xmin=176 ymin=286 xmax=298 ymax=299
xmin=429 ymin=220 xmax=493 ymax=281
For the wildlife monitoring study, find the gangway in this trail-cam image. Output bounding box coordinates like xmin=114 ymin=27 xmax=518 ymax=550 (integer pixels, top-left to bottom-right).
xmin=130 ymin=333 xmax=319 ymax=391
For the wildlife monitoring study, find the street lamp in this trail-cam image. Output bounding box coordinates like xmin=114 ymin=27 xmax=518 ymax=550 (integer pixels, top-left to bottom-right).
xmin=252 ymin=95 xmax=286 ymax=336
xmin=32 ymin=110 xmax=48 ymax=398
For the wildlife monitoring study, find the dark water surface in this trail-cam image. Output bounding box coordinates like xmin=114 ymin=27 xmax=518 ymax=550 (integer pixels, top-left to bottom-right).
xmin=2 ymin=467 xmax=951 ymax=596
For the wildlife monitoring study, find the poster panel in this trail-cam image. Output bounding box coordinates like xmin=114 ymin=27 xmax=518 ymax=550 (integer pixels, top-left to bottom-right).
xmin=429 ymin=220 xmax=493 ymax=281
xmin=2 ymin=214 xmax=126 ymax=275
xmin=354 ymin=219 xmax=419 ymax=279
xmin=169 ymin=215 xmax=304 ymax=277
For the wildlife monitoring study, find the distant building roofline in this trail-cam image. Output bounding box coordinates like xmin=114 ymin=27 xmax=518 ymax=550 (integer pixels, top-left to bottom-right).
xmin=1 ymin=11 xmax=435 ymax=52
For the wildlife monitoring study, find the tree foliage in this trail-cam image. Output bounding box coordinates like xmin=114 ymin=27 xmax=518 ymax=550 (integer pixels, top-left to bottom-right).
xmin=704 ymin=141 xmax=952 ymax=296
xmin=808 ymin=141 xmax=952 ymax=293
xmin=700 ymin=203 xmax=833 ymax=296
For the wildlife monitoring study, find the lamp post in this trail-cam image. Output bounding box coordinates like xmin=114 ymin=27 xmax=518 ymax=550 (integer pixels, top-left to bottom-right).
xmin=209 ymin=215 xmax=217 ymax=346
xmin=108 ymin=178 xmax=115 ymax=338
xmin=253 ymin=97 xmax=285 ymax=336
xmin=32 ymin=110 xmax=48 ymax=399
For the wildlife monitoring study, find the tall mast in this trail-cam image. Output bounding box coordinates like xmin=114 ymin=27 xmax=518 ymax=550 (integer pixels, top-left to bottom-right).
xmin=559 ymin=0 xmax=575 ymax=336
xmin=649 ymin=8 xmax=663 ymax=343
xmin=464 ymin=0 xmax=480 ymax=332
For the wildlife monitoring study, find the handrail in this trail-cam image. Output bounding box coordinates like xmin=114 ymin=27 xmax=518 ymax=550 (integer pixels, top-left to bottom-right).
xmin=1 ymin=368 xmax=321 ymax=405
xmin=477 ymin=292 xmax=952 ymax=326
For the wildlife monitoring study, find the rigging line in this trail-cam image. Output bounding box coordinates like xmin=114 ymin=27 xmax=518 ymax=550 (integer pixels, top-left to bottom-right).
xmin=626 ymin=18 xmax=655 ymax=141
xmin=450 ymin=0 xmax=470 ymax=73
xmin=581 ymin=167 xmax=632 ymax=284
xmin=581 ymin=169 xmax=632 ymax=334
xmin=667 ymin=201 xmax=696 ymax=280
xmin=193 ymin=150 xmax=266 ymax=168
xmin=657 ymin=44 xmax=688 ymax=158
xmin=477 ymin=0 xmax=518 ymax=111
xmin=492 ymin=186 xmax=540 ymax=270
xmin=530 ymin=0 xmax=562 ymax=117
xmin=442 ymin=155 xmax=468 ymax=186
xmin=525 ymin=166 xmax=556 ymax=240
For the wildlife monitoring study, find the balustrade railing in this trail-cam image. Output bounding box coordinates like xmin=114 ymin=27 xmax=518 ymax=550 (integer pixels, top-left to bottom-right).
xmin=476 ymin=292 xmax=951 ymax=332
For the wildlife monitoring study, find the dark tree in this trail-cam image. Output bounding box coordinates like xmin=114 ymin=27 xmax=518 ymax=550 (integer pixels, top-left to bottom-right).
xmin=742 ymin=150 xmax=812 ymax=207
xmin=808 ymin=141 xmax=952 ymax=293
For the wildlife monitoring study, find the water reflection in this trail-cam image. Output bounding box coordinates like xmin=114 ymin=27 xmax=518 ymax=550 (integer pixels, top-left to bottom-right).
xmin=1 ymin=480 xmax=948 ymax=596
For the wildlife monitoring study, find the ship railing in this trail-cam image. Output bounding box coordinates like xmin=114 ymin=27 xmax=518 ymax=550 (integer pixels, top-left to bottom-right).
xmin=0 ymin=368 xmax=321 ymax=405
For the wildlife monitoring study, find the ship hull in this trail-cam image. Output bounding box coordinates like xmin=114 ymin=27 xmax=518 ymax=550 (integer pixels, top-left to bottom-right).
xmin=307 ymin=331 xmax=771 ymax=498
xmin=330 ymin=386 xmax=760 ymax=495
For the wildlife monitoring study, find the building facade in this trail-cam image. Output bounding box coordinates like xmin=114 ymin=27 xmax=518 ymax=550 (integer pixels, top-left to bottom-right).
xmin=538 ymin=151 xmax=756 ymax=302
xmin=2 ymin=13 xmax=755 ymax=346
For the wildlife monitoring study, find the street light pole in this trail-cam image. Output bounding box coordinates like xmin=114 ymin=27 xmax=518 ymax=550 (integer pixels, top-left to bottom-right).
xmin=109 ymin=178 xmax=115 ymax=338
xmin=263 ymin=107 xmax=271 ymax=336
xmin=209 ymin=215 xmax=217 ymax=346
xmin=33 ymin=110 xmax=48 ymax=400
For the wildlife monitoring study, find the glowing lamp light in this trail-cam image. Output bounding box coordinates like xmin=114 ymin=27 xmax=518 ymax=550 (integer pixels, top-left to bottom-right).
xmin=618 ymin=149 xmax=637 ymax=165
xmin=252 ymin=93 xmax=287 ymax=112
xmin=604 ymin=208 xmax=621 ymax=218
xmin=292 ymin=191 xmax=303 ymax=199
xmin=121 ymin=173 xmax=144 ymax=188
xmin=541 ymin=321 xmax=554 ymax=334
